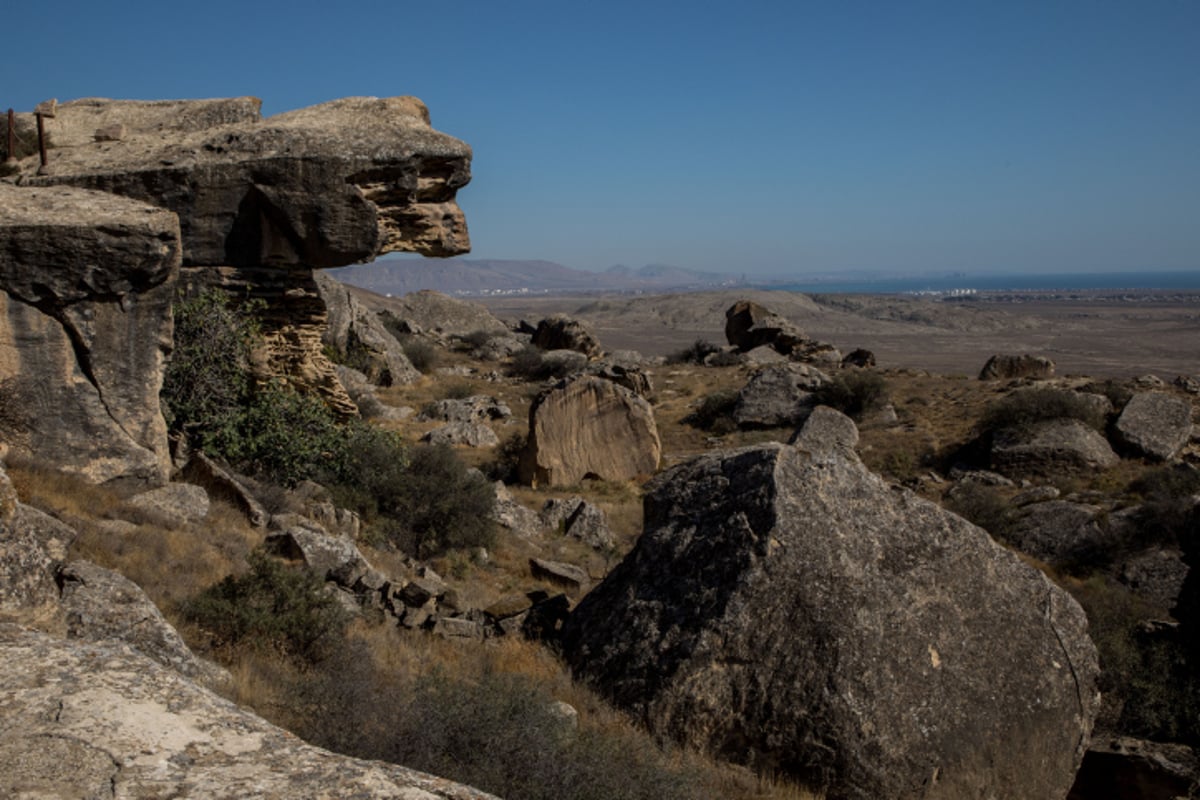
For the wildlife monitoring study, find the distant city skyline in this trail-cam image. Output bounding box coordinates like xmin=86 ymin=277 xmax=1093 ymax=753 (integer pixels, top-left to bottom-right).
xmin=6 ymin=1 xmax=1198 ymax=277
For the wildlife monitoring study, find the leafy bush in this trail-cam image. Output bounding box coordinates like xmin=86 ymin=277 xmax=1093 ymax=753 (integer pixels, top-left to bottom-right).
xmin=509 ymin=345 xmax=578 ymax=381
xmin=666 ymin=339 xmax=721 ymax=365
xmin=485 ymin=432 xmax=528 ymax=483
xmin=686 ymin=389 xmax=740 ymax=433
xmin=979 ymin=387 xmax=1107 ymax=434
xmin=161 ymin=290 xmax=260 ymax=451
xmin=183 ymin=548 xmax=347 ymax=663
xmin=384 ymin=443 xmax=496 ymax=558
xmin=812 ymin=370 xmax=889 ymax=421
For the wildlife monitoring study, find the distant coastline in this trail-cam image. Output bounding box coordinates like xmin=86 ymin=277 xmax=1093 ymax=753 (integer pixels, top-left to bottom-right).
xmin=758 ymin=270 xmax=1200 ymax=295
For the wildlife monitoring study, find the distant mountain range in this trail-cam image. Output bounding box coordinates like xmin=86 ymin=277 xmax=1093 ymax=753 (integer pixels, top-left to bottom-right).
xmin=325 ymin=258 xmax=744 ymax=296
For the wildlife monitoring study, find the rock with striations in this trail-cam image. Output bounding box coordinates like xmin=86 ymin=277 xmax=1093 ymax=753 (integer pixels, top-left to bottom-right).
xmin=531 ymin=314 xmax=603 ymax=357
xmin=18 ymin=96 xmax=471 ymax=266
xmin=518 ymin=376 xmax=661 ymax=487
xmin=0 ymin=625 xmax=497 ymax=799
xmin=991 ymin=418 xmax=1120 ymax=477
xmin=733 ymin=363 xmax=828 ymax=428
xmin=0 ymin=184 xmax=179 ymax=486
xmin=1112 ymin=392 xmax=1194 ymax=461
xmin=562 ymin=409 xmax=1099 ymax=800
xmin=980 ymin=353 xmax=1056 ymax=380
xmin=316 ymin=270 xmax=420 ymax=387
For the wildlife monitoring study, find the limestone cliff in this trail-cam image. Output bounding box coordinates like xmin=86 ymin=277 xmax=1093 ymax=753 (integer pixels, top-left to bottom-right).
xmin=1 ymin=95 xmax=473 ymax=477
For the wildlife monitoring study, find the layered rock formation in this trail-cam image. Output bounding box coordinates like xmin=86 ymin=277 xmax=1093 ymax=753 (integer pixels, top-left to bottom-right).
xmin=0 ymin=184 xmax=180 ymax=485
xmin=518 ymin=376 xmax=661 ymax=487
xmin=562 ymin=410 xmax=1100 ymax=800
xmin=2 ymin=95 xmax=472 ymax=475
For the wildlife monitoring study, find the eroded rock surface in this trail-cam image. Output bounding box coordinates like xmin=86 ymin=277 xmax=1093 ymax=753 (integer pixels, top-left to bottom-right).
xmin=0 ymin=625 xmax=497 ymax=799
xmin=18 ymin=96 xmax=471 ymax=266
xmin=980 ymin=353 xmax=1056 ymax=380
xmin=518 ymin=376 xmax=660 ymax=487
xmin=991 ymin=418 xmax=1120 ymax=477
xmin=0 ymin=184 xmax=179 ymax=486
xmin=562 ymin=412 xmax=1100 ymax=800
xmin=1113 ymin=392 xmax=1194 ymax=461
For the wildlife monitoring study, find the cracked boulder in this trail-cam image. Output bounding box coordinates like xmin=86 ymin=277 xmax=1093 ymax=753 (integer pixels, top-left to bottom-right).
xmin=17 ymin=96 xmax=471 ymax=266
xmin=0 ymin=184 xmax=179 ymax=486
xmin=562 ymin=410 xmax=1100 ymax=800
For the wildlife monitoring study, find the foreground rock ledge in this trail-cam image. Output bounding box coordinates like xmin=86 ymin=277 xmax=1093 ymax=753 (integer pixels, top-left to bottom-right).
xmin=562 ymin=416 xmax=1100 ymax=800
xmin=0 ymin=624 xmax=497 ymax=799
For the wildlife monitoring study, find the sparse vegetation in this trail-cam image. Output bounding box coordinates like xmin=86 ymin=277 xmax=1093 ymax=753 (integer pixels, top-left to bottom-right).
xmin=666 ymin=338 xmax=721 ymax=365
xmin=811 ymin=369 xmax=889 ymax=421
xmin=687 ymin=388 xmax=740 ymax=433
xmin=509 ymin=344 xmax=578 ymax=381
xmin=979 ymin=386 xmax=1107 ymax=434
xmin=183 ymin=547 xmax=348 ymax=663
xmin=384 ymin=443 xmax=496 ymax=558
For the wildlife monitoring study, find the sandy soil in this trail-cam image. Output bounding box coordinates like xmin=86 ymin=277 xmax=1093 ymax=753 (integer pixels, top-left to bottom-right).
xmin=479 ymin=289 xmax=1200 ymax=379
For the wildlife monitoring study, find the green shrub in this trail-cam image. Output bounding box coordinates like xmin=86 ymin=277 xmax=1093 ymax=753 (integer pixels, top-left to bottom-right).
xmin=384 ymin=443 xmax=496 ymax=558
xmin=161 ymin=290 xmax=259 ymax=450
xmin=183 ymin=548 xmax=347 ymax=663
xmin=686 ymin=389 xmax=740 ymax=432
xmin=666 ymin=339 xmax=720 ymax=365
xmin=812 ymin=370 xmax=889 ymax=421
xmin=485 ymin=432 xmax=528 ymax=483
xmin=979 ymin=387 xmax=1107 ymax=434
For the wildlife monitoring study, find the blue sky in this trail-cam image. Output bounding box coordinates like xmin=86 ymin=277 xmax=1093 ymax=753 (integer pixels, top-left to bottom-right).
xmin=6 ymin=1 xmax=1198 ymax=277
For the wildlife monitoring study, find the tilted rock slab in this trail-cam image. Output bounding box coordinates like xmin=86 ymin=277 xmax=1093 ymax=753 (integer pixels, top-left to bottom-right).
xmin=316 ymin=270 xmax=420 ymax=387
xmin=518 ymin=376 xmax=660 ymax=487
xmin=1113 ymin=391 xmax=1194 ymax=461
xmin=19 ymin=96 xmax=471 ymax=266
xmin=562 ymin=411 xmax=1099 ymax=800
xmin=0 ymin=624 xmax=498 ymax=800
xmin=0 ymin=184 xmax=179 ymax=486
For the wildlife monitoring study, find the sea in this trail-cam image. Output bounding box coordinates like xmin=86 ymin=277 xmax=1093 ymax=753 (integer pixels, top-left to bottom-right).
xmin=757 ymin=270 xmax=1200 ymax=295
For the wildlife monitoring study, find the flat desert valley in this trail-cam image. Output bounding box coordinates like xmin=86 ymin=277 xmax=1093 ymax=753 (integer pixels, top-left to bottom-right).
xmin=473 ymin=288 xmax=1200 ymax=378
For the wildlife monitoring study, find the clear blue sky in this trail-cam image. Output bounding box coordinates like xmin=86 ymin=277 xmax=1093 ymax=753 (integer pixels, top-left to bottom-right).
xmin=6 ymin=1 xmax=1198 ymax=277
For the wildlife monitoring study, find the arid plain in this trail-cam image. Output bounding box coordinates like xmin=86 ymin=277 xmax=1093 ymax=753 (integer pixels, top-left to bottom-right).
xmin=477 ymin=288 xmax=1200 ymax=378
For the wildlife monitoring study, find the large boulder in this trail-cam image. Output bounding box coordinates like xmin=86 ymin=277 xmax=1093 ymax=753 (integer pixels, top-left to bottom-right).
xmin=980 ymin=353 xmax=1056 ymax=381
xmin=0 ymin=468 xmax=62 ymax=628
xmin=724 ymin=299 xmax=806 ymax=354
xmin=0 ymin=625 xmax=497 ymax=799
xmin=562 ymin=411 xmax=1099 ymax=800
xmin=733 ymin=363 xmax=828 ymax=428
xmin=991 ymin=418 xmax=1120 ymax=477
xmin=0 ymin=184 xmax=179 ymax=486
xmin=315 ymin=270 xmax=420 ymax=387
xmin=1113 ymin=392 xmax=1194 ymax=461
xmin=18 ymin=96 xmax=471 ymax=265
xmin=1007 ymin=500 xmax=1108 ymax=566
xmin=518 ymin=376 xmax=661 ymax=487
xmin=531 ymin=314 xmax=602 ymax=357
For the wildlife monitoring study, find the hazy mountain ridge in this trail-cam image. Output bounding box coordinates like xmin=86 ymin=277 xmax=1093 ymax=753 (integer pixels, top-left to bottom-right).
xmin=327 ymin=258 xmax=741 ymax=296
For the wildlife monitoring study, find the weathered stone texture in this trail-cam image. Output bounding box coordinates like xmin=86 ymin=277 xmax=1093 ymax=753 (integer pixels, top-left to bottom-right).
xmin=518 ymin=376 xmax=660 ymax=487
xmin=0 ymin=625 xmax=498 ymax=799
xmin=562 ymin=415 xmax=1099 ymax=800
xmin=1113 ymin=392 xmax=1194 ymax=461
xmin=20 ymin=96 xmax=471 ymax=266
xmin=991 ymin=418 xmax=1120 ymax=477
xmin=0 ymin=184 xmax=179 ymax=485
xmin=980 ymin=353 xmax=1056 ymax=380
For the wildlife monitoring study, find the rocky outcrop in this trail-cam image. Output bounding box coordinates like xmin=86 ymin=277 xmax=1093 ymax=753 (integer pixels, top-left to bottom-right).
xmin=379 ymin=290 xmax=508 ymax=340
xmin=531 ymin=314 xmax=602 ymax=357
xmin=733 ymin=363 xmax=828 ymax=428
xmin=518 ymin=376 xmax=661 ymax=487
xmin=991 ymin=418 xmax=1120 ymax=477
xmin=1068 ymin=736 xmax=1200 ymax=800
xmin=540 ymin=497 xmax=614 ymax=550
xmin=0 ymin=184 xmax=179 ymax=486
xmin=725 ymin=299 xmax=807 ymax=353
xmin=316 ymin=270 xmax=420 ymax=387
xmin=0 ymin=625 xmax=497 ymax=799
xmin=562 ymin=411 xmax=1099 ymax=800
xmin=17 ymin=96 xmax=471 ymax=266
xmin=1008 ymin=500 xmax=1108 ymax=566
xmin=422 ymin=421 xmax=500 ymax=448
xmin=980 ymin=353 xmax=1056 ymax=380
xmin=1113 ymin=392 xmax=1194 ymax=461
xmin=0 ymin=469 xmax=62 ymax=628
xmin=419 ymin=395 xmax=511 ymax=424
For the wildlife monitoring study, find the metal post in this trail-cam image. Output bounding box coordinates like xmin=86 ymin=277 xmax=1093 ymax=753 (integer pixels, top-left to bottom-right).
xmin=5 ymin=109 xmax=14 ymax=164
xmin=36 ymin=112 xmax=47 ymax=169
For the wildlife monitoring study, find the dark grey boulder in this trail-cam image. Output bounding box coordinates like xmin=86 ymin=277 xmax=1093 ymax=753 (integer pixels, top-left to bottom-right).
xmin=1007 ymin=500 xmax=1107 ymax=566
xmin=531 ymin=314 xmax=602 ymax=357
xmin=733 ymin=363 xmax=827 ymax=428
xmin=991 ymin=418 xmax=1119 ymax=477
xmin=562 ymin=412 xmax=1099 ymax=800
xmin=1113 ymin=392 xmax=1194 ymax=461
